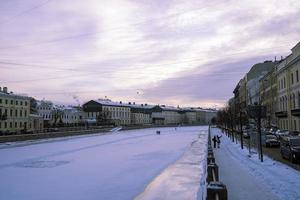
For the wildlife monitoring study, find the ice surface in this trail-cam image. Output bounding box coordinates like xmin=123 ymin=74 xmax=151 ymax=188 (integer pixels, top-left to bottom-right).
xmin=0 ymin=126 xmax=208 ymax=200
xmin=135 ymin=129 xmax=208 ymax=200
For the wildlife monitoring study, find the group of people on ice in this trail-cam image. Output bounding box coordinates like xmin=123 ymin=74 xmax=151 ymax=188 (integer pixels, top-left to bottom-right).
xmin=212 ymin=135 xmax=222 ymax=148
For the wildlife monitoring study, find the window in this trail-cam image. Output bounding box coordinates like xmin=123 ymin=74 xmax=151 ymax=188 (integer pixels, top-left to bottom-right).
xmin=0 ymin=98 xmax=2 ymax=104
xmin=291 ymin=73 xmax=294 ymax=84
xmin=20 ymin=101 xmax=23 ymax=106
xmin=298 ymin=92 xmax=300 ymax=108
xmin=16 ymin=101 xmax=18 ymax=105
xmin=5 ymin=99 xmax=8 ymax=104
xmin=284 ymin=77 xmax=286 ymax=88
xmin=10 ymin=122 xmax=12 ymax=128
xmin=293 ymin=93 xmax=296 ymax=109
xmin=297 ymin=70 xmax=299 ymax=82
xmin=4 ymin=122 xmax=7 ymax=128
xmin=11 ymin=100 xmax=13 ymax=104
xmin=15 ymin=110 xmax=17 ymax=117
xmin=10 ymin=109 xmax=13 ymax=117
xmin=20 ymin=110 xmax=23 ymax=117
xmin=15 ymin=122 xmax=17 ymax=128
xmin=25 ymin=101 xmax=28 ymax=106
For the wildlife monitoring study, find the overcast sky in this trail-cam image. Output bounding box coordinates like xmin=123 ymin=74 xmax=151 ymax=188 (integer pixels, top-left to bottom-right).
xmin=0 ymin=0 xmax=299 ymax=108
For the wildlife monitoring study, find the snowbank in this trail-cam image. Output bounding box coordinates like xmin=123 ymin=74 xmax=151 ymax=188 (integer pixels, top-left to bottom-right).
xmin=135 ymin=129 xmax=208 ymax=200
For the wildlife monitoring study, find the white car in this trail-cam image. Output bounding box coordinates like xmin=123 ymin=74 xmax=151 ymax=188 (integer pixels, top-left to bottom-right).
xmin=275 ymin=130 xmax=289 ymax=139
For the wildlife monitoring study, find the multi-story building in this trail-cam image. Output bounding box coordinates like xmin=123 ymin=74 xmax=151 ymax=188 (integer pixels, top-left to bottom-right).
xmin=151 ymin=105 xmax=182 ymax=125
xmin=180 ymin=108 xmax=197 ymax=124
xmin=0 ymin=87 xmax=38 ymax=133
xmin=260 ymin=67 xmax=278 ymax=127
xmin=37 ymin=100 xmax=54 ymax=127
xmin=83 ymin=99 xmax=131 ymax=126
xmin=194 ymin=108 xmax=206 ymax=124
xmin=275 ymin=42 xmax=300 ymax=131
xmin=61 ymin=106 xmax=85 ymax=125
xmin=246 ymin=60 xmax=279 ymax=105
xmin=129 ymin=103 xmax=153 ymax=125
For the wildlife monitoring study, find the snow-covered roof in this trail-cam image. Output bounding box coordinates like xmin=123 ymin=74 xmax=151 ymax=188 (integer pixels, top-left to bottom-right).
xmin=94 ymin=99 xmax=130 ymax=108
xmin=0 ymin=91 xmax=30 ymax=100
xmin=127 ymin=103 xmax=155 ymax=109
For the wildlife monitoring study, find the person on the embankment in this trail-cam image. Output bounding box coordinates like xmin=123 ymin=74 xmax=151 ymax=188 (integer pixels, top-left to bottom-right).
xmin=217 ymin=135 xmax=222 ymax=148
xmin=212 ymin=136 xmax=217 ymax=148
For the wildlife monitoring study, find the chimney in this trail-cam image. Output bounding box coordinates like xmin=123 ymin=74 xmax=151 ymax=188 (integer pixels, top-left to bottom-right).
xmin=129 ymin=102 xmax=131 ymax=105
xmin=145 ymin=103 xmax=147 ymax=106
xmin=141 ymin=104 xmax=144 ymax=107
xmin=3 ymin=87 xmax=8 ymax=93
xmin=120 ymin=101 xmax=122 ymax=104
xmin=133 ymin=102 xmax=135 ymax=105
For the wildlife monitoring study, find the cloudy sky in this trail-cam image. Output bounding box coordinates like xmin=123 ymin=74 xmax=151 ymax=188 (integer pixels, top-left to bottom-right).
xmin=0 ymin=0 xmax=299 ymax=108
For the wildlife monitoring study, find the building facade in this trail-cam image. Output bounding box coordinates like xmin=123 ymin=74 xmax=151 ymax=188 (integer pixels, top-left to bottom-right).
xmin=129 ymin=103 xmax=152 ymax=125
xmin=275 ymin=42 xmax=300 ymax=131
xmin=0 ymin=87 xmax=33 ymax=133
xmin=260 ymin=67 xmax=278 ymax=127
xmin=83 ymin=99 xmax=131 ymax=126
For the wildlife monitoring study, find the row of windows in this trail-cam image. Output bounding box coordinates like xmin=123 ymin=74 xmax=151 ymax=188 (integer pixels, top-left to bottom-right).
xmin=39 ymin=114 xmax=83 ymax=120
xmin=290 ymin=70 xmax=299 ymax=85
xmin=38 ymin=107 xmax=52 ymax=110
xmin=103 ymin=107 xmax=129 ymax=111
xmin=279 ymin=119 xmax=300 ymax=131
xmin=279 ymin=70 xmax=300 ymax=90
xmin=0 ymin=108 xmax=28 ymax=118
xmin=0 ymin=121 xmax=27 ymax=129
xmin=0 ymin=98 xmax=28 ymax=106
xmin=279 ymin=92 xmax=300 ymax=111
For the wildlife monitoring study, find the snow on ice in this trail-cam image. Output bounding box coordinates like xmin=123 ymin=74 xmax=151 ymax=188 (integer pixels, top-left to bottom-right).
xmin=0 ymin=126 xmax=208 ymax=200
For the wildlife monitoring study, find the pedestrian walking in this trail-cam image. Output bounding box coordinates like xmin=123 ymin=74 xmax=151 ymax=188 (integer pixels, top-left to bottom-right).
xmin=217 ymin=135 xmax=222 ymax=148
xmin=212 ymin=136 xmax=217 ymax=148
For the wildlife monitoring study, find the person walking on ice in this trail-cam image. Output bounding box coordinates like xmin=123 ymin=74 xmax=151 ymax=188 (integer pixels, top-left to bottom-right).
xmin=217 ymin=135 xmax=222 ymax=148
xmin=212 ymin=136 xmax=217 ymax=148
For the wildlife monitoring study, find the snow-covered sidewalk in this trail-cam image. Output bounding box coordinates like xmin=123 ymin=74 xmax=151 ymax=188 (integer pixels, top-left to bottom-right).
xmin=211 ymin=128 xmax=300 ymax=200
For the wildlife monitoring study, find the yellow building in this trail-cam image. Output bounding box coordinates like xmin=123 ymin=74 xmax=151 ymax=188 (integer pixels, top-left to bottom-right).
xmin=275 ymin=42 xmax=300 ymax=131
xmin=0 ymin=87 xmax=31 ymax=133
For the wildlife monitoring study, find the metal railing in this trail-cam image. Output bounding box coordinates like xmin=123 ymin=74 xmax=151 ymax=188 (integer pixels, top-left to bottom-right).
xmin=206 ymin=125 xmax=228 ymax=200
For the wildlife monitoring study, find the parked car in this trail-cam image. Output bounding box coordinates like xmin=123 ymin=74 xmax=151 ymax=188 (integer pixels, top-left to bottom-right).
xmin=275 ymin=129 xmax=289 ymax=139
xmin=280 ymin=136 xmax=300 ymax=163
xmin=289 ymin=131 xmax=300 ymax=136
xmin=242 ymin=127 xmax=252 ymax=138
xmin=268 ymin=127 xmax=279 ymax=134
xmin=264 ymin=134 xmax=280 ymax=147
xmin=243 ymin=132 xmax=250 ymax=139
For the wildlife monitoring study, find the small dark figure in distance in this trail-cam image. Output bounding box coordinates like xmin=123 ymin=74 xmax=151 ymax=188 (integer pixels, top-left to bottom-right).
xmin=156 ymin=130 xmax=160 ymax=135
xmin=217 ymin=135 xmax=222 ymax=148
xmin=212 ymin=136 xmax=217 ymax=148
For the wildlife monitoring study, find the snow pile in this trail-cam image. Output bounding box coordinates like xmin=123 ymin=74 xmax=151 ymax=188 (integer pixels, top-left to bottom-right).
xmin=135 ymin=130 xmax=208 ymax=200
xmin=211 ymin=128 xmax=300 ymax=200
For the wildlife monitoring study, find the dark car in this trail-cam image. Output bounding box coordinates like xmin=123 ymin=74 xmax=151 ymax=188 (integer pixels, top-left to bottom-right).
xmin=280 ymin=136 xmax=300 ymax=163
xmin=264 ymin=134 xmax=280 ymax=147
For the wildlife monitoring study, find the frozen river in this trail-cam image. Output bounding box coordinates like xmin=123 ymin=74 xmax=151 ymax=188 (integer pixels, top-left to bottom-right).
xmin=0 ymin=126 xmax=208 ymax=200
